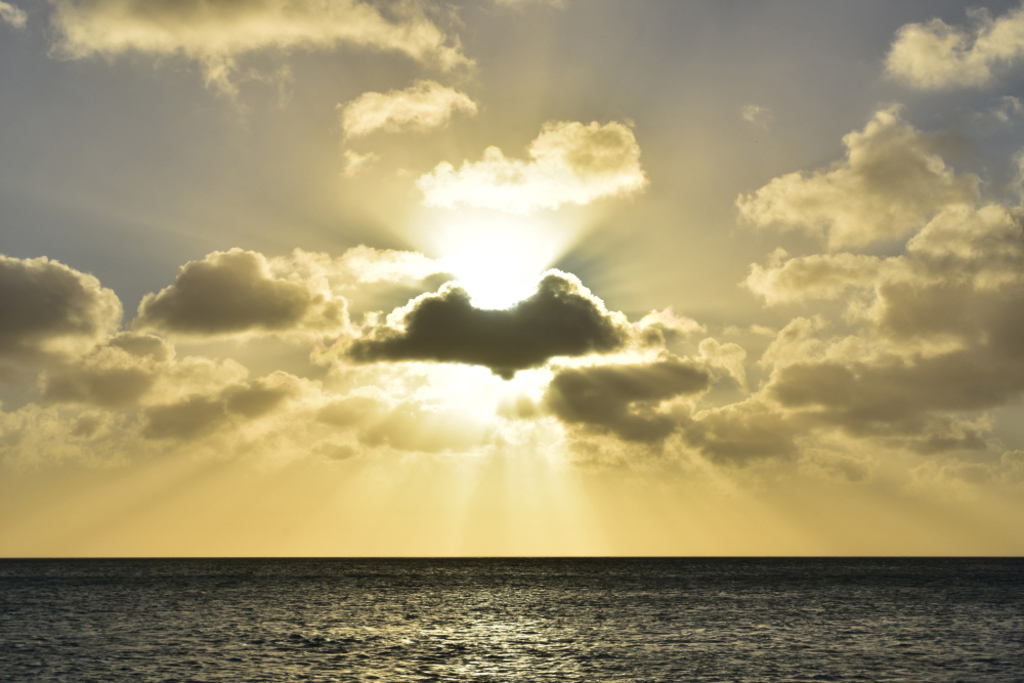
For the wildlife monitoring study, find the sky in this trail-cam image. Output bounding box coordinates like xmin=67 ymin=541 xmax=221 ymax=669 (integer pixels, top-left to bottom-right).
xmin=3 ymin=0 xmax=1024 ymax=557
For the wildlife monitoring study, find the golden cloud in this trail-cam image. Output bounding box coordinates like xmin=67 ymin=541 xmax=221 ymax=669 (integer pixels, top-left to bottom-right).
xmin=887 ymin=3 xmax=1024 ymax=90
xmin=417 ymin=120 xmax=647 ymax=213
xmin=339 ymin=80 xmax=477 ymax=139
xmin=48 ymin=0 xmax=472 ymax=96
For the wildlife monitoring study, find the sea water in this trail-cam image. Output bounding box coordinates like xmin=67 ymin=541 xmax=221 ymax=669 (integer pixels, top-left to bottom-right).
xmin=1 ymin=558 xmax=1021 ymax=682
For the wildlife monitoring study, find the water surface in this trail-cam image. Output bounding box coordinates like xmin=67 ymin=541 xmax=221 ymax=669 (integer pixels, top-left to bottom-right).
xmin=1 ymin=558 xmax=1021 ymax=681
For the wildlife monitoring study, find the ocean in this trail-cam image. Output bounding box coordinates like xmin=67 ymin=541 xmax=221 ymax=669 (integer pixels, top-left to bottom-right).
xmin=1 ymin=558 xmax=1021 ymax=682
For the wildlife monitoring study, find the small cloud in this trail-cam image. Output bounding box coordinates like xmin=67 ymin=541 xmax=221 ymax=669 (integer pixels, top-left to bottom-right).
xmin=342 ymin=149 xmax=378 ymax=177
xmin=339 ymin=80 xmax=477 ymax=139
xmin=417 ymin=120 xmax=647 ymax=214
xmin=0 ymin=1 xmax=26 ymax=29
xmin=741 ymin=104 xmax=773 ymax=129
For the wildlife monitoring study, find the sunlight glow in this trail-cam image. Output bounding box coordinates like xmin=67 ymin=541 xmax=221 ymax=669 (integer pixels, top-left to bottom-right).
xmin=425 ymin=213 xmax=576 ymax=309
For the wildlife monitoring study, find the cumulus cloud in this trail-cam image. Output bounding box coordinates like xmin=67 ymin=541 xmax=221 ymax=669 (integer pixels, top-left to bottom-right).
xmin=746 ymin=248 xmax=904 ymax=306
xmin=348 ymin=270 xmax=630 ymax=378
xmin=750 ymin=199 xmax=1024 ymax=447
xmin=417 ymin=120 xmax=647 ymax=213
xmin=544 ymin=358 xmax=710 ymax=442
xmin=48 ymin=0 xmax=471 ymax=97
xmin=135 ymin=248 xmax=348 ymax=338
xmin=736 ymin=107 xmax=978 ymax=250
xmin=0 ymin=1 xmax=26 ymax=29
xmin=339 ymin=80 xmax=477 ymax=139
xmin=0 ymin=254 xmax=121 ymax=363
xmin=886 ymin=4 xmax=1024 ymax=90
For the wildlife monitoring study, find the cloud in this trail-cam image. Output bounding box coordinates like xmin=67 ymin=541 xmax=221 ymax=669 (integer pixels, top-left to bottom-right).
xmin=342 ymin=149 xmax=379 ymax=177
xmin=417 ymin=120 xmax=647 ymax=213
xmin=339 ymin=80 xmax=477 ymax=139
xmin=683 ymin=400 xmax=801 ymax=463
xmin=741 ymin=104 xmax=773 ymax=129
xmin=746 ymin=248 xmax=903 ymax=306
xmin=736 ymin=106 xmax=978 ymax=250
xmin=348 ymin=270 xmax=630 ymax=378
xmin=0 ymin=254 xmax=122 ymax=363
xmin=142 ymin=372 xmax=299 ymax=440
xmin=39 ymin=332 xmax=250 ymax=408
xmin=0 ymin=1 xmax=26 ymax=29
xmin=886 ymin=4 xmax=1024 ymax=90
xmin=135 ymin=248 xmax=348 ymax=338
xmin=48 ymin=0 xmax=471 ymax=97
xmin=544 ymin=357 xmax=710 ymax=442
xmin=751 ymin=200 xmax=1024 ymax=444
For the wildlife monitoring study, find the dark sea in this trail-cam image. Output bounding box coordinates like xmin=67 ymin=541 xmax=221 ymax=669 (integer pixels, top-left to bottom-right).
xmin=1 ymin=558 xmax=1022 ymax=682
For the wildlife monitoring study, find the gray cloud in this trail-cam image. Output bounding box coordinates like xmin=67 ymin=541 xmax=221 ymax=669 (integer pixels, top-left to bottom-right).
xmin=135 ymin=248 xmax=347 ymax=338
xmin=682 ymin=400 xmax=801 ymax=463
xmin=348 ymin=271 xmax=630 ymax=378
xmin=142 ymin=374 xmax=297 ymax=441
xmin=0 ymin=254 xmax=122 ymax=362
xmin=544 ymin=358 xmax=710 ymax=442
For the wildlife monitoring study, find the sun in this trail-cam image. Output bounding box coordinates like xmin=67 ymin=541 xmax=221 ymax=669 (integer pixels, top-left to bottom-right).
xmin=431 ymin=214 xmax=574 ymax=310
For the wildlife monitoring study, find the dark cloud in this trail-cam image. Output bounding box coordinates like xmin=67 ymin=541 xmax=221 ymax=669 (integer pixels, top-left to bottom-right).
xmin=135 ymin=249 xmax=346 ymax=337
xmin=681 ymin=401 xmax=801 ymax=462
xmin=142 ymin=375 xmax=297 ymax=440
xmin=0 ymin=254 xmax=121 ymax=361
xmin=349 ymin=271 xmax=629 ymax=378
xmin=142 ymin=395 xmax=228 ymax=441
xmin=39 ymin=333 xmax=174 ymax=408
xmin=544 ymin=358 xmax=710 ymax=442
xmin=42 ymin=364 xmax=154 ymax=408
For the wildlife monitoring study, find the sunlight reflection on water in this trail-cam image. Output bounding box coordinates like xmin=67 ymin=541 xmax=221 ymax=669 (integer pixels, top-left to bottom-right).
xmin=1 ymin=558 xmax=1022 ymax=682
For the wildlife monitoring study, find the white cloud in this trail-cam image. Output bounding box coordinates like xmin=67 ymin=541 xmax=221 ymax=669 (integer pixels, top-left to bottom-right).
xmin=342 ymin=149 xmax=379 ymax=177
xmin=741 ymin=104 xmax=773 ymax=129
xmin=0 ymin=1 xmax=26 ymax=29
xmin=736 ymin=106 xmax=978 ymax=250
xmin=417 ymin=120 xmax=647 ymax=213
xmin=887 ymin=4 xmax=1024 ymax=90
xmin=339 ymin=80 xmax=477 ymax=139
xmin=48 ymin=0 xmax=472 ymax=97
